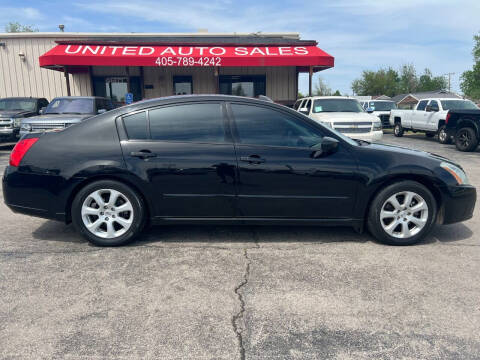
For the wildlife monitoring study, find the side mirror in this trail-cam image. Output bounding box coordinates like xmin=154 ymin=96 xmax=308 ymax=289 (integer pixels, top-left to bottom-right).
xmin=311 ymin=137 xmax=339 ymax=158
xmin=366 ymin=107 xmax=374 ymax=113
xmin=97 ymin=109 xmax=107 ymax=114
xmin=299 ymin=107 xmax=309 ymax=114
xmin=425 ymin=105 xmax=432 ymax=112
xmin=39 ymin=107 xmax=45 ymax=115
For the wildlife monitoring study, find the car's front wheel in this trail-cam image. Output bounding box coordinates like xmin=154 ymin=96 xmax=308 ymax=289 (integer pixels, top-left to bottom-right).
xmin=72 ymin=180 xmax=146 ymax=246
xmin=393 ymin=122 xmax=404 ymax=137
xmin=367 ymin=181 xmax=436 ymax=245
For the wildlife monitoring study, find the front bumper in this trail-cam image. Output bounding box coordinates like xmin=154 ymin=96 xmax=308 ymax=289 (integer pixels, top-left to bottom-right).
xmin=348 ymin=130 xmax=383 ymax=142
xmin=440 ymin=185 xmax=476 ymax=224
xmin=0 ymin=127 xmax=19 ymax=138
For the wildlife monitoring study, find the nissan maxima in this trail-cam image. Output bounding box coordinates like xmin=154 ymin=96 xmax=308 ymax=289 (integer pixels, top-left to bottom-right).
xmin=3 ymin=95 xmax=476 ymax=246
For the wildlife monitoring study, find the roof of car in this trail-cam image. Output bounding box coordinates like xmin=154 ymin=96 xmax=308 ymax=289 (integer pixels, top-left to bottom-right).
xmin=0 ymin=97 xmax=44 ymax=100
xmin=51 ymin=96 xmax=109 ymax=100
xmin=132 ymin=94 xmax=277 ymax=106
xmin=297 ymin=96 xmax=358 ymax=101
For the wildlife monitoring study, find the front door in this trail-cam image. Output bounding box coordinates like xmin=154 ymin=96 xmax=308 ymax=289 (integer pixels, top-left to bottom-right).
xmin=120 ymin=102 xmax=237 ymax=218
xmin=228 ymin=102 xmax=359 ymax=219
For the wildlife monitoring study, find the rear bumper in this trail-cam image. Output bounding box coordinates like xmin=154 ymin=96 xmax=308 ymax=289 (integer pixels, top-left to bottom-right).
xmin=440 ymin=185 xmax=476 ymax=224
xmin=2 ymin=166 xmax=75 ymax=222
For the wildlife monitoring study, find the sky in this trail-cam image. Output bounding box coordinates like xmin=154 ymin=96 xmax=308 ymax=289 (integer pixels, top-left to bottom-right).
xmin=0 ymin=0 xmax=479 ymax=95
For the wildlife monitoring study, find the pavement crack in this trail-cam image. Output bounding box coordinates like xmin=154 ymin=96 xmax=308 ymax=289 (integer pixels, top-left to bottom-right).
xmin=232 ymin=248 xmax=251 ymax=360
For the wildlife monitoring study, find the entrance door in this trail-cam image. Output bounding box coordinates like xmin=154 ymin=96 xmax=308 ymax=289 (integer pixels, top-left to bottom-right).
xmin=229 ymin=102 xmax=359 ymax=219
xmin=120 ymin=102 xmax=237 ymax=218
xmin=92 ymin=76 xmax=142 ymax=106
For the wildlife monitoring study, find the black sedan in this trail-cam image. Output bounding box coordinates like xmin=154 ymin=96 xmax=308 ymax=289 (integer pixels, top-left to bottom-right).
xmin=3 ymin=95 xmax=476 ymax=246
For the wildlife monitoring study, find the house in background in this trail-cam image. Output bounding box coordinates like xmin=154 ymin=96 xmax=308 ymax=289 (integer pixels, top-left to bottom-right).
xmin=391 ymin=90 xmax=461 ymax=109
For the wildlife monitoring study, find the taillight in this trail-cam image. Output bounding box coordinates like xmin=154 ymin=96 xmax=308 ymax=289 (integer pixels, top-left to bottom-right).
xmin=445 ymin=112 xmax=451 ymax=124
xmin=9 ymin=138 xmax=39 ymax=167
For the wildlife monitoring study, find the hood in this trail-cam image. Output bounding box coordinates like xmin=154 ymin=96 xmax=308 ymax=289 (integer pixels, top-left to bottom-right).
xmin=0 ymin=110 xmax=35 ymax=118
xmin=366 ymin=142 xmax=461 ymax=167
xmin=310 ymin=112 xmax=379 ymax=122
xmin=23 ymin=113 xmax=93 ymax=123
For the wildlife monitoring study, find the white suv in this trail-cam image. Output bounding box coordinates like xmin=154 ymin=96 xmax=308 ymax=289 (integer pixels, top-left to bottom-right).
xmin=294 ymin=96 xmax=383 ymax=142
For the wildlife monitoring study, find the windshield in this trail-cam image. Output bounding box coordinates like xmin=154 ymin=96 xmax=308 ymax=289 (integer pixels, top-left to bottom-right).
xmin=45 ymin=98 xmax=94 ymax=114
xmin=367 ymin=101 xmax=397 ymax=111
xmin=313 ymin=99 xmax=364 ymax=113
xmin=0 ymin=99 xmax=36 ymax=112
xmin=440 ymin=100 xmax=479 ymax=111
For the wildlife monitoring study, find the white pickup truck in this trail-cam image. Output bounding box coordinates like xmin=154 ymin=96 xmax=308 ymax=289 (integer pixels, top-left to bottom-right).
xmin=389 ymin=98 xmax=479 ymax=143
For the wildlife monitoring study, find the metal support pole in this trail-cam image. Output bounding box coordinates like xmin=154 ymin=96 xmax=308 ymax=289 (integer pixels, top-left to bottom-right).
xmin=139 ymin=66 xmax=145 ymax=99
xmin=215 ymin=67 xmax=220 ymax=94
xmin=126 ymin=67 xmax=131 ymax=93
xmin=308 ymin=66 xmax=314 ymax=97
xmin=64 ymin=66 xmax=71 ymax=96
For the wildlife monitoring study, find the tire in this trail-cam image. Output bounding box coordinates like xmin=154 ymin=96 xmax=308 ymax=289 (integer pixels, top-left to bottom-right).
xmin=394 ymin=122 xmax=404 ymax=137
xmin=367 ymin=181 xmax=436 ymax=246
xmin=437 ymin=125 xmax=451 ymax=144
xmin=72 ymin=180 xmax=146 ymax=246
xmin=425 ymin=132 xmax=435 ymax=138
xmin=455 ymin=127 xmax=478 ymax=152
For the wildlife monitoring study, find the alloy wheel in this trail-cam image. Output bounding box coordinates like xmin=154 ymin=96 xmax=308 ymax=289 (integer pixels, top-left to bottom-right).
xmin=379 ymin=191 xmax=428 ymax=239
xmin=458 ymin=130 xmax=471 ymax=148
xmin=81 ymin=189 xmax=134 ymax=239
xmin=439 ymin=129 xmax=447 ymax=142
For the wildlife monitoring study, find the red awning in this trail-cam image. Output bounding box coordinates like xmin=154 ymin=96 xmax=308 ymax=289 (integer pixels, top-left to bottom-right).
xmin=39 ymin=44 xmax=334 ymax=71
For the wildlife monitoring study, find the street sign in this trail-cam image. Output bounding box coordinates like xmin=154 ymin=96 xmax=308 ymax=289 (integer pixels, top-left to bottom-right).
xmin=125 ymin=92 xmax=134 ymax=105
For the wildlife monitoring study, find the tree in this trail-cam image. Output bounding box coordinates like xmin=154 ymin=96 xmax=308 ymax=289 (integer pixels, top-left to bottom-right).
xmin=398 ymin=64 xmax=418 ymax=93
xmin=313 ymin=77 xmax=332 ymax=96
xmin=417 ymin=68 xmax=447 ymax=92
xmin=5 ymin=22 xmax=38 ymax=33
xmin=351 ymin=67 xmax=399 ymax=97
xmin=460 ymin=33 xmax=480 ymax=100
xmin=332 ymin=90 xmax=342 ymax=96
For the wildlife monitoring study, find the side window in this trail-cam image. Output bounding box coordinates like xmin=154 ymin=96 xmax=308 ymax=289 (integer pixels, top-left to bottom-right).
xmin=416 ymin=100 xmax=428 ymax=111
xmin=231 ymin=104 xmax=322 ymax=148
xmin=293 ymin=100 xmax=301 ymax=110
xmin=429 ymin=100 xmax=439 ymax=111
xmin=304 ymin=99 xmax=312 ymax=113
xmin=149 ymin=103 xmax=226 ymax=143
xmin=123 ymin=111 xmax=148 ymax=140
xmin=39 ymin=99 xmax=49 ymax=111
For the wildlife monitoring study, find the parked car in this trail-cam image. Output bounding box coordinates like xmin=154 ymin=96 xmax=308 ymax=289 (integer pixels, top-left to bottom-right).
xmin=362 ymin=100 xmax=397 ymax=128
xmin=445 ymin=109 xmax=480 ymax=152
xmin=20 ymin=96 xmax=114 ymax=137
xmin=294 ymin=96 xmax=383 ymax=142
xmin=389 ymin=98 xmax=479 ymax=143
xmin=4 ymin=95 xmax=475 ymax=247
xmin=0 ymin=97 xmax=49 ymax=141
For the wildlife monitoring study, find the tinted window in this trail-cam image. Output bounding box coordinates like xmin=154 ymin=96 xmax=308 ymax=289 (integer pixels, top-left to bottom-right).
xmin=232 ymin=104 xmax=322 ymax=148
xmin=440 ymin=100 xmax=479 ymax=110
xmin=123 ymin=111 xmax=148 ymax=140
xmin=0 ymin=98 xmax=36 ymax=111
xmin=149 ymin=103 xmax=226 ymax=143
xmin=45 ymin=98 xmax=94 ymax=114
xmin=293 ymin=100 xmax=302 ymax=110
xmin=304 ymin=99 xmax=312 ymax=112
xmin=429 ymin=100 xmax=439 ymax=110
xmin=368 ymin=101 xmax=397 ymax=111
xmin=312 ymin=99 xmax=363 ymax=113
xmin=416 ymin=100 xmax=428 ymax=111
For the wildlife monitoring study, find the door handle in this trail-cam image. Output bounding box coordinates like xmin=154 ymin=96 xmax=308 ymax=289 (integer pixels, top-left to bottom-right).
xmin=240 ymin=155 xmax=266 ymax=164
xmin=130 ymin=150 xmax=157 ymax=159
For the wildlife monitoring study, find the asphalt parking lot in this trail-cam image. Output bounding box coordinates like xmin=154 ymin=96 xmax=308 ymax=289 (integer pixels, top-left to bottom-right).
xmin=0 ymin=133 xmax=479 ymax=359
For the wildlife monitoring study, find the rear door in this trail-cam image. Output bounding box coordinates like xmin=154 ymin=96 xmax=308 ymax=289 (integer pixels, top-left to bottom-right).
xmin=228 ymin=102 xmax=359 ymax=219
xmin=425 ymin=100 xmax=440 ymax=131
xmin=119 ymin=101 xmax=238 ymax=218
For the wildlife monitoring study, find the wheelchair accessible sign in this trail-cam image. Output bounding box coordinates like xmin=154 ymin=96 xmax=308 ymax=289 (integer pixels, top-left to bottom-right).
xmin=125 ymin=93 xmax=134 ymax=105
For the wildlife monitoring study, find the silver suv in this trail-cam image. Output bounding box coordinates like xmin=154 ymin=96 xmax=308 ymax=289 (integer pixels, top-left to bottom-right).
xmin=20 ymin=96 xmax=114 ymax=137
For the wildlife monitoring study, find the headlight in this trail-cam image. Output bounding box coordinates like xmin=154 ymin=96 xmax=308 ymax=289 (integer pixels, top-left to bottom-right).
xmin=373 ymin=121 xmax=382 ymax=131
xmin=440 ymin=162 xmax=469 ymax=185
xmin=21 ymin=123 xmax=32 ymax=132
xmin=13 ymin=118 xmax=21 ymax=127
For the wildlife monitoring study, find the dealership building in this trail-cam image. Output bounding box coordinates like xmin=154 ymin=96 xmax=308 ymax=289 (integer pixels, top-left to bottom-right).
xmin=0 ymin=32 xmax=334 ymax=106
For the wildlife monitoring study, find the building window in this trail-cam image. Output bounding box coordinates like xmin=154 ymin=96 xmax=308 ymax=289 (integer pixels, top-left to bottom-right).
xmin=173 ymin=76 xmax=193 ymax=95
xmin=92 ymin=76 xmax=142 ymax=106
xmin=219 ymin=75 xmax=266 ymax=98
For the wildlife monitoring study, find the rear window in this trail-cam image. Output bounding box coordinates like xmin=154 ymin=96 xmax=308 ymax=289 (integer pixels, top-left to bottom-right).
xmin=123 ymin=111 xmax=148 ymax=140
xmin=149 ymin=103 xmax=226 ymax=143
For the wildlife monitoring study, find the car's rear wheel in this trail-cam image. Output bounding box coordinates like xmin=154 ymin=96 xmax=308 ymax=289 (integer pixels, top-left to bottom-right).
xmin=394 ymin=122 xmax=404 ymax=137
xmin=367 ymin=181 xmax=436 ymax=245
xmin=72 ymin=180 xmax=146 ymax=246
xmin=437 ymin=125 xmax=450 ymax=144
xmin=455 ymin=127 xmax=478 ymax=152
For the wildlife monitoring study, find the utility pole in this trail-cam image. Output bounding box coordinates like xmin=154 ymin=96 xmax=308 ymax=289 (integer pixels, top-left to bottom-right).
xmin=443 ymin=72 xmax=455 ymax=92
